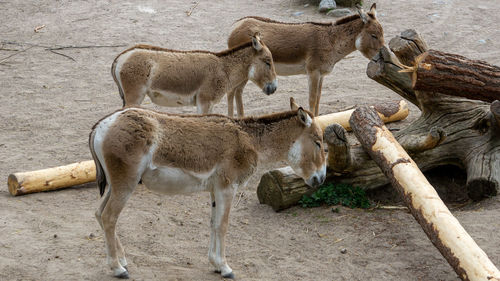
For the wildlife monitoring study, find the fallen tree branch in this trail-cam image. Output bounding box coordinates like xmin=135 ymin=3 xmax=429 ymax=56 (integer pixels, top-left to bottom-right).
xmin=350 ymin=106 xmax=500 ymax=281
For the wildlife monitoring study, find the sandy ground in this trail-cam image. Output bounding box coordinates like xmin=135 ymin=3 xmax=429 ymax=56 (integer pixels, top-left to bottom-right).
xmin=1 ymin=0 xmax=499 ymax=280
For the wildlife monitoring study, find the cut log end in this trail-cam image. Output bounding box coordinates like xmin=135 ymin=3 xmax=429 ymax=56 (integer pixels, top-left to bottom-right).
xmin=324 ymin=124 xmax=351 ymax=172
xmin=8 ymin=174 xmax=22 ymax=196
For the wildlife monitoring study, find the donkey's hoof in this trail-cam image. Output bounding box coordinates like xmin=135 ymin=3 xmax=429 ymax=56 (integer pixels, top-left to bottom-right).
xmin=115 ymin=270 xmax=129 ymax=279
xmin=222 ymin=272 xmax=235 ymax=279
xmin=214 ymin=270 xmax=221 ymax=274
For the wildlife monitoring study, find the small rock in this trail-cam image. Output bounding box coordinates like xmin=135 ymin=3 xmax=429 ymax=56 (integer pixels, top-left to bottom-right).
xmin=335 ymin=0 xmax=361 ymax=6
xmin=478 ymin=39 xmax=487 ymax=44
xmin=53 ymin=234 xmax=58 ymax=238
xmin=327 ymin=8 xmax=352 ymax=18
xmin=292 ymin=11 xmax=304 ymax=17
xmin=319 ymin=0 xmax=336 ymax=13
xmin=304 ymin=3 xmax=309 ymax=7
xmin=88 ymin=233 xmax=95 ymax=239
xmin=340 ymin=248 xmax=347 ymax=254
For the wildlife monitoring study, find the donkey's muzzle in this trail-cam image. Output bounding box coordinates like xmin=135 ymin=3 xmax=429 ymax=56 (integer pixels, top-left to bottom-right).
xmin=263 ymin=81 xmax=277 ymax=95
xmin=306 ymin=173 xmax=326 ymax=188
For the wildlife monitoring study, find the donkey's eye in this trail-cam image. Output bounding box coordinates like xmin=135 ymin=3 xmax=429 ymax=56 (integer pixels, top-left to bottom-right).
xmin=371 ymin=34 xmax=378 ymax=39
xmin=315 ymin=141 xmax=322 ymax=149
xmin=265 ymin=61 xmax=271 ymax=68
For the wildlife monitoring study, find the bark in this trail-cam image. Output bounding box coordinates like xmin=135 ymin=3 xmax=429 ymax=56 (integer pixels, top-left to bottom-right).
xmin=8 ymin=160 xmax=96 ymax=196
xmin=257 ymin=29 xmax=500 ymax=210
xmin=350 ymin=106 xmax=500 ymax=281
xmin=412 ymin=50 xmax=500 ymax=103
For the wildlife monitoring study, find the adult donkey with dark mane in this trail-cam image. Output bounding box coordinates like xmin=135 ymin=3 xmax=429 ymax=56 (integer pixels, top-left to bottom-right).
xmin=112 ymin=33 xmax=277 ymax=114
xmin=89 ymin=98 xmax=326 ymax=279
xmin=228 ymin=4 xmax=384 ymax=116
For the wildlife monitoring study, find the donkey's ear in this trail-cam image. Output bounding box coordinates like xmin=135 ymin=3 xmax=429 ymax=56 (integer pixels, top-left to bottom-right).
xmin=251 ymin=32 xmax=263 ymax=51
xmin=297 ymin=107 xmax=312 ymax=127
xmin=356 ymin=5 xmax=369 ymax=24
xmin=368 ymin=3 xmax=377 ymax=18
xmin=290 ymin=97 xmax=299 ymax=111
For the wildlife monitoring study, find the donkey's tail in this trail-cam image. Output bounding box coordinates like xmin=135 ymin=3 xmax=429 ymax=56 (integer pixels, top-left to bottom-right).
xmin=89 ymin=129 xmax=107 ymax=197
xmin=111 ymin=54 xmax=126 ymax=107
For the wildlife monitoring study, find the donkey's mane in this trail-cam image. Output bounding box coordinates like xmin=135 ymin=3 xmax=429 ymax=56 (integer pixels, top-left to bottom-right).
xmin=91 ymin=107 xmax=312 ymax=135
xmin=236 ymin=14 xmax=365 ymax=27
xmin=117 ymin=41 xmax=254 ymax=58
xmin=238 ymin=108 xmax=313 ymax=126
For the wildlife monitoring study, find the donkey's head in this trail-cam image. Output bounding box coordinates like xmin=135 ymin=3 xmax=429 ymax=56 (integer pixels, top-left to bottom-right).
xmin=287 ymin=98 xmax=327 ymax=188
xmin=248 ymin=33 xmax=278 ymax=95
xmin=355 ymin=3 xmax=385 ymax=59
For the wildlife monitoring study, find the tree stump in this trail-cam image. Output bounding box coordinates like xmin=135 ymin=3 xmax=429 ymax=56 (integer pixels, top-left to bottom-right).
xmin=257 ymin=29 xmax=500 ymax=210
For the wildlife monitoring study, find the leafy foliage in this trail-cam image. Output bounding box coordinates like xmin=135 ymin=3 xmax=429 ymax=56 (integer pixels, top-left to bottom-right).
xmin=299 ymin=183 xmax=371 ymax=209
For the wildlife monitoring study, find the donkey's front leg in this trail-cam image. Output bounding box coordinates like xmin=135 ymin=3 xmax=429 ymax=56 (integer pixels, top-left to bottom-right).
xmin=209 ymin=186 xmax=236 ymax=278
xmin=227 ymin=91 xmax=235 ymax=117
xmin=208 ymin=191 xmax=217 ymax=269
xmin=307 ymin=71 xmax=322 ymax=116
xmin=233 ymin=81 xmax=247 ymax=118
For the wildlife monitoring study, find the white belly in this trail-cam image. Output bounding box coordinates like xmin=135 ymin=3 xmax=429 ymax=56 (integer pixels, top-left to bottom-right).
xmin=275 ymin=62 xmax=306 ymax=76
xmin=142 ymin=165 xmax=215 ymax=194
xmin=147 ymin=90 xmax=197 ymax=107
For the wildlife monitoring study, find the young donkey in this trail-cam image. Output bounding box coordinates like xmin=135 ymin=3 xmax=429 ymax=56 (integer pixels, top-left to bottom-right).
xmin=112 ymin=33 xmax=277 ymax=114
xmin=227 ymin=4 xmax=384 ymax=116
xmin=89 ymin=99 xmax=326 ymax=279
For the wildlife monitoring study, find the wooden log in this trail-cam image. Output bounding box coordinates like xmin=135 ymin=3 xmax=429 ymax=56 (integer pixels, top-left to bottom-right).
xmin=412 ymin=49 xmax=500 ymax=103
xmin=8 ymin=160 xmax=96 ymax=196
xmin=350 ymin=106 xmax=500 ymax=281
xmin=314 ymin=100 xmax=409 ymax=132
xmin=256 ymin=166 xmax=317 ymax=211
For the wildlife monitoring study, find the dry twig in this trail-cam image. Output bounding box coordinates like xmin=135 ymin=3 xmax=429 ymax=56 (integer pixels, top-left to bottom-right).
xmin=185 ymin=2 xmax=199 ymax=16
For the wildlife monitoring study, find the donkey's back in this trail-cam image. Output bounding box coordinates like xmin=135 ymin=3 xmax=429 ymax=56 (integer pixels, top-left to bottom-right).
xmin=112 ymin=46 xmax=225 ymax=108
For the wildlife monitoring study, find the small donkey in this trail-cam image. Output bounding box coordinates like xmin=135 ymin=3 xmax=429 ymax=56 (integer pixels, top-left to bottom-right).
xmin=227 ymin=4 xmax=384 ymax=116
xmin=89 ymin=99 xmax=326 ymax=279
xmin=112 ymin=33 xmax=277 ymax=114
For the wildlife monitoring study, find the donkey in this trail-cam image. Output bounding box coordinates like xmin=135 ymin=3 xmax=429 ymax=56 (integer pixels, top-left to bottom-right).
xmin=227 ymin=3 xmax=384 ymax=116
xmin=111 ymin=33 xmax=277 ymax=115
xmin=89 ymin=99 xmax=326 ymax=279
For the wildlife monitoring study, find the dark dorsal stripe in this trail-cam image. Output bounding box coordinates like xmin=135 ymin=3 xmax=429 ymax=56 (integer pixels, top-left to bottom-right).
xmin=236 ymin=14 xmax=367 ymax=27
xmin=236 ymin=16 xmax=332 ymax=26
xmin=117 ymin=41 xmax=254 ymax=58
xmin=238 ymin=109 xmax=313 ymax=126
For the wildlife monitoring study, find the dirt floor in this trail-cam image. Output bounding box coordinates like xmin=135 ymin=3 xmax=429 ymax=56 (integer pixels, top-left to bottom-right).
xmin=1 ymin=0 xmax=499 ymax=280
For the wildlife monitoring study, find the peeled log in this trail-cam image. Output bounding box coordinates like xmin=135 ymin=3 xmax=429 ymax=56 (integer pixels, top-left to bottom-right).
xmin=350 ymin=106 xmax=500 ymax=281
xmin=8 ymin=160 xmax=96 ymax=196
xmin=314 ymin=100 xmax=408 ymax=132
xmin=412 ymin=50 xmax=500 ymax=103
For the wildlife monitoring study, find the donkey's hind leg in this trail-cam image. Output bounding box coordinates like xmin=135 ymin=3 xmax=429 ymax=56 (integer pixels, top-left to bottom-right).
xmin=101 ymin=182 xmax=136 ymax=279
xmin=95 ymin=186 xmax=111 ymax=230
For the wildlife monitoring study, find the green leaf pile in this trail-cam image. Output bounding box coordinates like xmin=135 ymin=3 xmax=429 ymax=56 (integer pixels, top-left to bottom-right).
xmin=299 ymin=183 xmax=371 ymax=209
